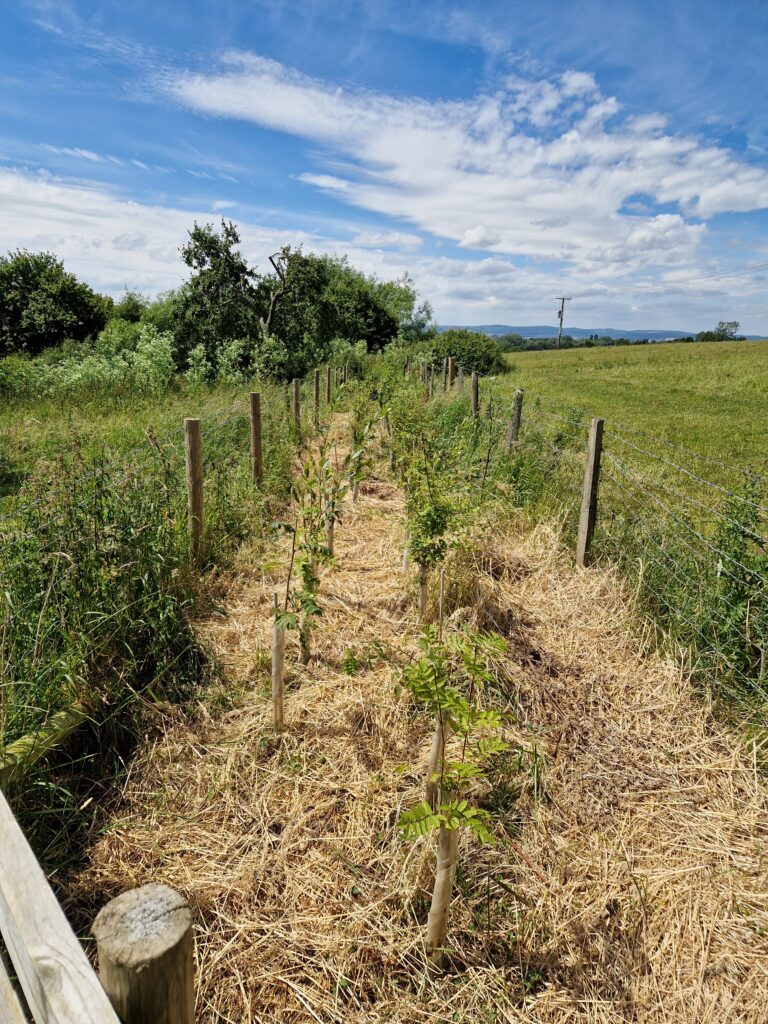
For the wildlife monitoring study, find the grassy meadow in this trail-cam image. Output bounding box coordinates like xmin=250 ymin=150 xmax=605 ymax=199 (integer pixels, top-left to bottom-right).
xmin=502 ymin=339 xmax=768 ymax=471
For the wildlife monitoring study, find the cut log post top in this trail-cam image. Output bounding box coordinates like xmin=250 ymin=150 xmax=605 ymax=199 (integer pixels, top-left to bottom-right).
xmin=93 ymin=883 xmax=194 ymax=1024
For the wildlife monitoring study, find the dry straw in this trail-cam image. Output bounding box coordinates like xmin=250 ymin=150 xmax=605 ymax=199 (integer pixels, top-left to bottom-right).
xmin=70 ymin=446 xmax=768 ymax=1023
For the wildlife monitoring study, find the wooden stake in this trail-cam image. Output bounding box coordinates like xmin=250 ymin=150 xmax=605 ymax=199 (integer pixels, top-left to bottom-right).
xmin=418 ymin=565 xmax=428 ymax=619
xmin=249 ymin=391 xmax=263 ymax=484
xmin=505 ymin=387 xmax=524 ymax=452
xmin=184 ymin=417 xmax=203 ymax=564
xmin=326 ymin=516 xmax=335 ymax=557
xmin=325 ymin=365 xmax=331 ymax=404
xmin=292 ymin=378 xmax=301 ymax=431
xmin=422 ymin=363 xmax=429 ymax=389
xmin=471 ymin=372 xmax=479 ymax=418
xmin=447 ymin=356 xmax=456 ymax=388
xmin=93 ymin=884 xmax=194 ymax=1024
xmin=313 ymin=368 xmax=320 ymax=424
xmin=438 ymin=567 xmax=445 ymax=640
xmin=576 ymin=417 xmax=604 ymax=568
xmin=426 ymin=825 xmax=459 ymax=969
xmin=271 ymin=593 xmax=285 ymax=731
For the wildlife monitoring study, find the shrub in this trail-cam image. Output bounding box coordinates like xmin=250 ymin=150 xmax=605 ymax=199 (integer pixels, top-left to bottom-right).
xmin=404 ymin=328 xmax=507 ymax=375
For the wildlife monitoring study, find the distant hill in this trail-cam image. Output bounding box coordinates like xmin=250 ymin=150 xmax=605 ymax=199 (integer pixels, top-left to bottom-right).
xmin=439 ymin=324 xmax=766 ymax=341
xmin=439 ymin=324 xmax=695 ymax=341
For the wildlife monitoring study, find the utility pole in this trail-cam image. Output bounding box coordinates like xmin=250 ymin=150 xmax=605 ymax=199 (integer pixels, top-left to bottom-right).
xmin=555 ymin=296 xmax=571 ymax=350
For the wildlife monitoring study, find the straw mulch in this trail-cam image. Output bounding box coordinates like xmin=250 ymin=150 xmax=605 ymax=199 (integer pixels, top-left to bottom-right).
xmin=70 ymin=460 xmax=768 ymax=1023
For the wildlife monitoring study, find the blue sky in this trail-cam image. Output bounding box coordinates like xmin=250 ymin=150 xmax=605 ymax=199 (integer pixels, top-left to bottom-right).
xmin=2 ymin=0 xmax=768 ymax=331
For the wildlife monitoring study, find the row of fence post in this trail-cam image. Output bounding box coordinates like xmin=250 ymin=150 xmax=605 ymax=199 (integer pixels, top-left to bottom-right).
xmin=407 ymin=358 xmax=605 ymax=567
xmin=184 ymin=363 xmax=604 ymax=574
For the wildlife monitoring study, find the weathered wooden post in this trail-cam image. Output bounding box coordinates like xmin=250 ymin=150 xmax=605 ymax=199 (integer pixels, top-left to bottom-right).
xmin=505 ymin=388 xmax=524 ymax=452
xmin=313 ymin=368 xmax=320 ymax=424
xmin=576 ymin=418 xmax=604 ymax=567
xmin=471 ymin=372 xmax=479 ymax=418
xmin=292 ymin=378 xmax=301 ymax=431
xmin=447 ymin=356 xmax=456 ymax=388
xmin=457 ymin=366 xmax=464 ymax=392
xmin=441 ymin=357 xmax=448 ymax=391
xmin=249 ymin=392 xmax=263 ymax=484
xmin=344 ymin=363 xmax=349 ymax=384
xmin=418 ymin=566 xmax=428 ymax=620
xmin=325 ymin=364 xmax=331 ymax=404
xmin=184 ymin=418 xmax=203 ymax=564
xmin=271 ymin=593 xmax=285 ymax=731
xmin=422 ymin=363 xmax=429 ymax=390
xmin=93 ymin=883 xmax=194 ymax=1024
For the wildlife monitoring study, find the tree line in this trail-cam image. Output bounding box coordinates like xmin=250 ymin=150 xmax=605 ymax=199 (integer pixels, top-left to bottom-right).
xmin=0 ymin=221 xmax=433 ymax=380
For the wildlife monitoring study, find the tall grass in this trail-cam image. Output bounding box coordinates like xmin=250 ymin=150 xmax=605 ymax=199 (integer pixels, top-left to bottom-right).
xmin=0 ymin=381 xmax=296 ymax=749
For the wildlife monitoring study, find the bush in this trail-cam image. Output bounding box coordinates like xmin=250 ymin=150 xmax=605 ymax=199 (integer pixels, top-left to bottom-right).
xmin=402 ymin=328 xmax=507 ymax=376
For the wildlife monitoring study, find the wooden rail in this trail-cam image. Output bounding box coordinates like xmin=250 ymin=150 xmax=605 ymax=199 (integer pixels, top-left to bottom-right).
xmin=0 ymin=786 xmax=194 ymax=1023
xmin=0 ymin=787 xmax=121 ymax=1023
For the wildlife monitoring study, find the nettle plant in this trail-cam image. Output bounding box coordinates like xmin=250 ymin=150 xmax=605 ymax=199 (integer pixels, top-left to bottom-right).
xmin=399 ymin=625 xmax=509 ymax=968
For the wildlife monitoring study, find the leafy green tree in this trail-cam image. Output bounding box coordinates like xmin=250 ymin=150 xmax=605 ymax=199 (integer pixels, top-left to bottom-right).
xmin=0 ymin=250 xmax=111 ymax=356
xmin=696 ymin=320 xmax=741 ymax=342
xmin=174 ymin=220 xmax=261 ymax=371
xmin=112 ymin=289 xmax=148 ymax=323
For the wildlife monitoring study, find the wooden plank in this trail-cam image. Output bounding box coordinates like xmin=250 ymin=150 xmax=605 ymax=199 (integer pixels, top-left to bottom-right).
xmin=576 ymin=417 xmax=604 ymax=567
xmin=0 ymin=704 xmax=88 ymax=791
xmin=0 ymin=947 xmax=28 ymax=1024
xmin=0 ymin=788 xmax=120 ymax=1024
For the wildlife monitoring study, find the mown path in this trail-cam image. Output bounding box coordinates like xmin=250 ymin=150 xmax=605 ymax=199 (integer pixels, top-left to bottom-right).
xmin=70 ymin=443 xmax=768 ymax=1024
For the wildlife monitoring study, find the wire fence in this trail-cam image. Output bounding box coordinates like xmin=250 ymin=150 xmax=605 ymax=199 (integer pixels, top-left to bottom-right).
xmin=0 ymin=379 xmax=312 ymax=753
xmin=406 ymin=360 xmax=767 ymax=715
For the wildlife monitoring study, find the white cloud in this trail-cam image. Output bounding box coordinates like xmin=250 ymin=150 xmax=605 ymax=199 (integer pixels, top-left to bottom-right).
xmin=351 ymin=230 xmax=423 ymax=250
xmin=166 ymin=54 xmax=768 ymax=273
xmin=0 ymin=160 xmax=764 ymax=331
xmin=39 ymin=144 xmax=106 ymax=163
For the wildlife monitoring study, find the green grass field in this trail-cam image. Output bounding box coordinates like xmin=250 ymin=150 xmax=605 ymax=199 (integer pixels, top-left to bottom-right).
xmin=502 ymin=340 xmax=768 ymax=472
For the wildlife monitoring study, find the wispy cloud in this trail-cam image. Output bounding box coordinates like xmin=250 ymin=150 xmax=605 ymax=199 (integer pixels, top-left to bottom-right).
xmin=1 ymin=164 xmax=763 ymax=329
xmin=165 ymin=52 xmax=768 ymax=274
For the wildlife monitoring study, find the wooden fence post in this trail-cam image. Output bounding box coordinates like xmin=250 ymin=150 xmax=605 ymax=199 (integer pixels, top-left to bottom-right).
xmin=576 ymin=418 xmax=604 ymax=568
xmin=292 ymin=378 xmax=301 ymax=431
xmin=422 ymin=363 xmax=429 ymax=389
xmin=325 ymin=365 xmax=331 ymax=404
xmin=272 ymin=593 xmax=285 ymax=731
xmin=249 ymin=392 xmax=263 ymax=484
xmin=505 ymin=388 xmax=524 ymax=452
xmin=471 ymin=372 xmax=479 ymax=418
xmin=184 ymin=418 xmax=203 ymax=564
xmin=93 ymin=884 xmax=194 ymax=1024
xmin=447 ymin=356 xmax=456 ymax=388
xmin=313 ymin=368 xmax=320 ymax=424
